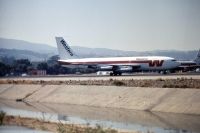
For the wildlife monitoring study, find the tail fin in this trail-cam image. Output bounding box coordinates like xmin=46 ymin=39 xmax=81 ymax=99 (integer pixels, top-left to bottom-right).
xmin=194 ymin=49 xmax=200 ymax=65
xmin=55 ymin=37 xmax=78 ymax=59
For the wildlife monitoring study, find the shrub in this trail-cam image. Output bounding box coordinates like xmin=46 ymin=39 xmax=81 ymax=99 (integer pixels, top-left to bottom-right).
xmin=112 ymin=80 xmax=125 ymax=86
xmin=57 ymin=123 xmax=67 ymax=133
xmin=0 ymin=111 xmax=6 ymax=125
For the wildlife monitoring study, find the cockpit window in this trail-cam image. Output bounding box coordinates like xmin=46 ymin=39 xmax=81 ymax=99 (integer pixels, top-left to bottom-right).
xmin=171 ymin=59 xmax=176 ymax=61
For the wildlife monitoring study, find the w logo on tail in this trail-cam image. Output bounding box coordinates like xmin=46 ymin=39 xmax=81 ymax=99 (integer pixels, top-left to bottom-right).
xmin=60 ymin=39 xmax=74 ymax=56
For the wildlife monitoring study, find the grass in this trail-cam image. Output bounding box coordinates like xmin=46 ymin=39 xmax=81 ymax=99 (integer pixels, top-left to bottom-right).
xmin=3 ymin=115 xmax=122 ymax=133
xmin=57 ymin=123 xmax=118 ymax=133
xmin=57 ymin=122 xmax=67 ymax=133
xmin=40 ymin=125 xmax=48 ymax=131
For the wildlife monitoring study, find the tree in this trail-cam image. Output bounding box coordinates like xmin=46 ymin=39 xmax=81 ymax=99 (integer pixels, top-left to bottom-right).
xmin=0 ymin=62 xmax=10 ymax=77
xmin=0 ymin=56 xmax=15 ymax=65
xmin=47 ymin=55 xmax=59 ymax=66
xmin=37 ymin=62 xmax=48 ymax=70
xmin=13 ymin=59 xmax=32 ymax=75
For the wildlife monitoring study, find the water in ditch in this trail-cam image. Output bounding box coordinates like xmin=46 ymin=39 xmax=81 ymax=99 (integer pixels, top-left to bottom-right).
xmin=0 ymin=100 xmax=200 ymax=133
xmin=0 ymin=125 xmax=51 ymax=133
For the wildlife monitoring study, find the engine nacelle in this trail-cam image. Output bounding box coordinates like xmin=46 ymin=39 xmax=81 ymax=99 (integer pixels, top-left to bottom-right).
xmin=114 ymin=66 xmax=133 ymax=73
xmin=88 ymin=65 xmax=98 ymax=69
xmin=99 ymin=66 xmax=113 ymax=71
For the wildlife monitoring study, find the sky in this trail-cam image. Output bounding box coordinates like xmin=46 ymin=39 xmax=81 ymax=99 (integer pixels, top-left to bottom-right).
xmin=0 ymin=0 xmax=200 ymax=51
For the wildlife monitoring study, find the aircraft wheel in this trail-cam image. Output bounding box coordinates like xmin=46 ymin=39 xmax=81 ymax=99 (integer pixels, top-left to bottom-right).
xmin=160 ymin=71 xmax=167 ymax=74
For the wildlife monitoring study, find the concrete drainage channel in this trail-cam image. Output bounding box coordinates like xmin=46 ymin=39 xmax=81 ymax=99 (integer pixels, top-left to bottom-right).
xmin=0 ymin=84 xmax=200 ymax=115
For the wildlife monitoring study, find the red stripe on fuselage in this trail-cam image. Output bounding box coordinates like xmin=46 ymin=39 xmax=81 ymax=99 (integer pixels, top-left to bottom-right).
xmin=59 ymin=60 xmax=165 ymax=67
xmin=59 ymin=60 xmax=151 ymax=65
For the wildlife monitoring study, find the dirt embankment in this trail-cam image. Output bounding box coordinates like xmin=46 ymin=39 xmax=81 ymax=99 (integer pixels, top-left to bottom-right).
xmin=0 ymin=78 xmax=200 ymax=88
xmin=0 ymin=84 xmax=200 ymax=115
xmin=0 ymin=77 xmax=200 ymax=115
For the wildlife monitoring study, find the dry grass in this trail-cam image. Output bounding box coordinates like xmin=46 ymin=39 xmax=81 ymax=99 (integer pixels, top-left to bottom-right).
xmin=0 ymin=78 xmax=200 ymax=89
xmin=3 ymin=115 xmax=131 ymax=133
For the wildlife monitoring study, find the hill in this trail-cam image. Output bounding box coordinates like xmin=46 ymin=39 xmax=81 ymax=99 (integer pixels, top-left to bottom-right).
xmin=0 ymin=37 xmax=198 ymax=61
xmin=0 ymin=38 xmax=56 ymax=54
xmin=72 ymin=47 xmax=198 ymax=60
xmin=0 ymin=48 xmax=51 ymax=61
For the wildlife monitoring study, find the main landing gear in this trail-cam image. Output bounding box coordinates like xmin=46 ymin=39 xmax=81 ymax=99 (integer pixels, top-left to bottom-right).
xmin=110 ymin=72 xmax=122 ymax=76
xmin=159 ymin=70 xmax=168 ymax=74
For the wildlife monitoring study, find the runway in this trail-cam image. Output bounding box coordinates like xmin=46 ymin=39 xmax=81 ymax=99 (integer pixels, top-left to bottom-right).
xmin=1 ymin=73 xmax=200 ymax=81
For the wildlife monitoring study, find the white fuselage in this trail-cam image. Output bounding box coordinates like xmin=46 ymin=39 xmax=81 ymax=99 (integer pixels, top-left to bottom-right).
xmin=55 ymin=37 xmax=181 ymax=75
xmin=59 ymin=56 xmax=180 ymax=71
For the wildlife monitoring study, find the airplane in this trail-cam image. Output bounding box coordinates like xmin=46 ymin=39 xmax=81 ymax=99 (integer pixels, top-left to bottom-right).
xmin=176 ymin=49 xmax=200 ymax=72
xmin=55 ymin=37 xmax=180 ymax=76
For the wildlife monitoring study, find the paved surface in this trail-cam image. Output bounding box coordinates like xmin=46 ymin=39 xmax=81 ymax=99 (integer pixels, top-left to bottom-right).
xmin=1 ymin=73 xmax=200 ymax=81
xmin=0 ymin=84 xmax=200 ymax=115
